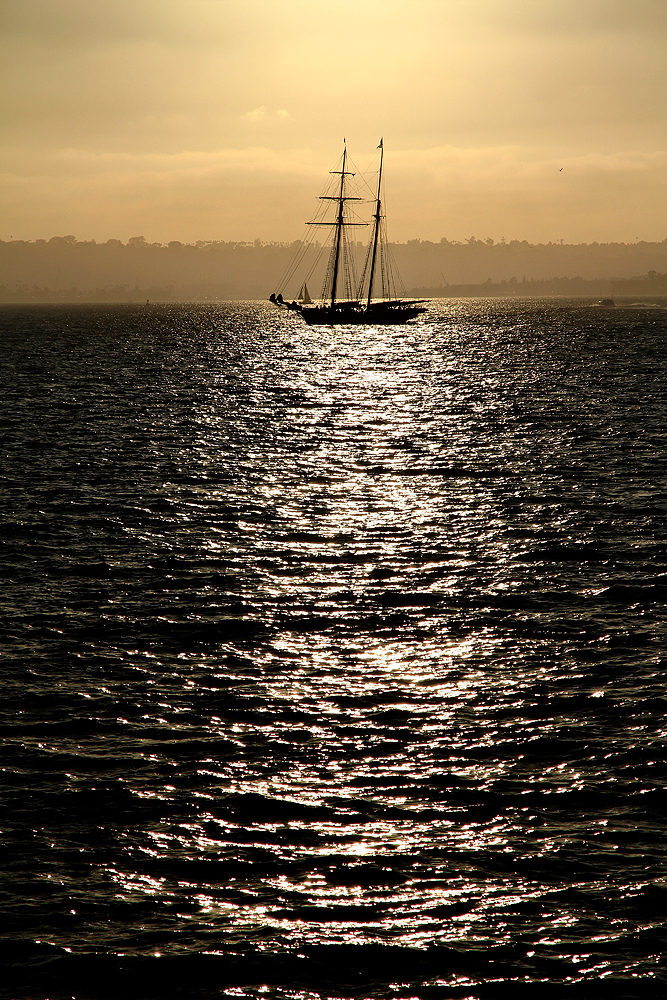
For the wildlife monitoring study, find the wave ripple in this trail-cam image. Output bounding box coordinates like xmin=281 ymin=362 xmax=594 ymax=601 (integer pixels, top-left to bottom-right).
xmin=1 ymin=301 xmax=666 ymax=997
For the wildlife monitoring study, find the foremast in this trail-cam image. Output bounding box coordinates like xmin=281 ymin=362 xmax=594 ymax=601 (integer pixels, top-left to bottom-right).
xmin=329 ymin=145 xmax=349 ymax=310
xmin=311 ymin=143 xmax=364 ymax=309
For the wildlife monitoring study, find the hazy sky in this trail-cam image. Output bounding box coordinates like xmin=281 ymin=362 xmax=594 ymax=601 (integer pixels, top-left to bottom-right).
xmin=2 ymin=0 xmax=667 ymax=244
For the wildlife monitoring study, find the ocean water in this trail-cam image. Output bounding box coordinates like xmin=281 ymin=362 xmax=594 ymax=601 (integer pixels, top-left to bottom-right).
xmin=0 ymin=300 xmax=665 ymax=999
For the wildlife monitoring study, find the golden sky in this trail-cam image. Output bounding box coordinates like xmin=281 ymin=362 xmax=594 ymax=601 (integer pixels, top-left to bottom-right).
xmin=2 ymin=0 xmax=667 ymax=243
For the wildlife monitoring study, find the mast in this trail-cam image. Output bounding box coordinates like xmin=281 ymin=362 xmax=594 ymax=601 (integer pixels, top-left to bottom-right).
xmin=304 ymin=144 xmax=364 ymax=306
xmin=366 ymin=138 xmax=383 ymax=309
xmin=329 ymin=144 xmax=348 ymax=310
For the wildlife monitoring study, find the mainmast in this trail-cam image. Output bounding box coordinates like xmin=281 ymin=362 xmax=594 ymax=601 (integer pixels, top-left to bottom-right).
xmin=366 ymin=138 xmax=383 ymax=309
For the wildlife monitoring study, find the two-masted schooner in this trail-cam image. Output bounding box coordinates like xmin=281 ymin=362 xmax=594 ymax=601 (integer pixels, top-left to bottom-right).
xmin=270 ymin=141 xmax=425 ymax=325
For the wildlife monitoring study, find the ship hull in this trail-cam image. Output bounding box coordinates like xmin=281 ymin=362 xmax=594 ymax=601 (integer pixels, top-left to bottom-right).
xmin=299 ymin=302 xmax=426 ymax=326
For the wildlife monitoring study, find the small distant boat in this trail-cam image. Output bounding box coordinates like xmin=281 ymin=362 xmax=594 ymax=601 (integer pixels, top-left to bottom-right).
xmin=597 ymin=298 xmax=615 ymax=307
xmin=270 ymin=141 xmax=426 ymax=325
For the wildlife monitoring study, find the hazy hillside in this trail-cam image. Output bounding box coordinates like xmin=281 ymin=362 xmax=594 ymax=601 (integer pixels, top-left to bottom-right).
xmin=3 ymin=235 xmax=667 ymax=302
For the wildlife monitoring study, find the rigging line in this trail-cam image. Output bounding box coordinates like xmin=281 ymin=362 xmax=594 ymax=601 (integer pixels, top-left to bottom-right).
xmin=385 ymin=237 xmax=406 ymax=297
xmin=282 ymin=246 xmax=320 ymax=297
xmin=277 ymin=240 xmax=312 ymax=294
xmin=321 ymin=238 xmax=338 ymax=300
xmin=274 ymin=217 xmax=323 ymax=290
xmin=278 ymin=200 xmax=332 ymax=292
xmin=302 ymin=243 xmax=327 ymax=291
xmin=347 ymin=152 xmax=378 ymax=201
xmin=275 ymin=151 xmax=344 ymax=294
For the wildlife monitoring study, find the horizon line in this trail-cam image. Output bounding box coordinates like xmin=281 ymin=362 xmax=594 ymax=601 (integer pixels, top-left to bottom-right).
xmin=3 ymin=235 xmax=667 ymax=248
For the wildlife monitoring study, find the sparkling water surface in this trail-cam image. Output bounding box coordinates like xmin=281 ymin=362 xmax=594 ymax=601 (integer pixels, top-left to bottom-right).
xmin=1 ymin=301 xmax=666 ymax=998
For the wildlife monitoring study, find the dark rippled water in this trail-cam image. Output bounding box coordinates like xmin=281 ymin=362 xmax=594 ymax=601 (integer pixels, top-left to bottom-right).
xmin=1 ymin=300 xmax=666 ymax=998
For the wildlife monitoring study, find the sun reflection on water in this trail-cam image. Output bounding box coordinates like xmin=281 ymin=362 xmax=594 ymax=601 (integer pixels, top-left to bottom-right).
xmin=3 ymin=302 xmax=666 ymax=986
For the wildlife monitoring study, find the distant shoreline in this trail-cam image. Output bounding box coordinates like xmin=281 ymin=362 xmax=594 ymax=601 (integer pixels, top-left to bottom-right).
xmin=2 ymin=293 xmax=667 ymax=306
xmin=411 ymin=274 xmax=667 ymax=298
xmin=3 ymin=237 xmax=667 ymax=302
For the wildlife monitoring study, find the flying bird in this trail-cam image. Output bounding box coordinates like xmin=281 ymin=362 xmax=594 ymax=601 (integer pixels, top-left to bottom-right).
xmin=559 ymin=167 xmax=563 ymax=172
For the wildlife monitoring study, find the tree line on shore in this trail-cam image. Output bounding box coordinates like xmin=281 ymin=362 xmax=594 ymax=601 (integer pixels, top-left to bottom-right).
xmin=2 ymin=234 xmax=667 ymax=302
